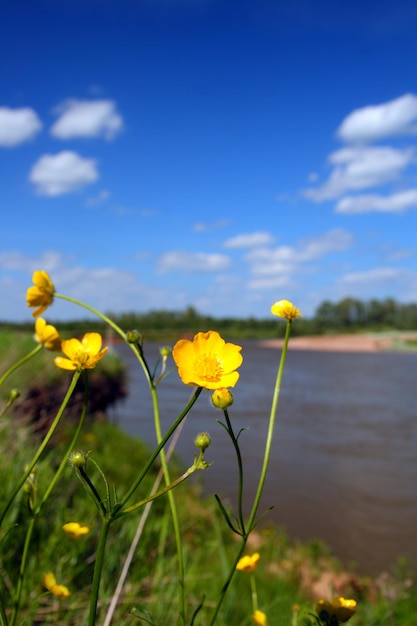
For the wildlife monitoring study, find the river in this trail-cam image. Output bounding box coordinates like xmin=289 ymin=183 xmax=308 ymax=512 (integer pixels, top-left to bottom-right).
xmin=108 ymin=341 xmax=417 ymax=576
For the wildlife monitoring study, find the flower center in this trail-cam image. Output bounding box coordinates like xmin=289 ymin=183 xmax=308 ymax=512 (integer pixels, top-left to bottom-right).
xmin=195 ymin=354 xmax=223 ymax=382
xmin=75 ymin=349 xmax=93 ymax=366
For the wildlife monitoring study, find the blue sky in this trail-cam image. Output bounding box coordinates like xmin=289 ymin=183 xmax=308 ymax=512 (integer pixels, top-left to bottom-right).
xmin=2 ymin=0 xmax=417 ymax=322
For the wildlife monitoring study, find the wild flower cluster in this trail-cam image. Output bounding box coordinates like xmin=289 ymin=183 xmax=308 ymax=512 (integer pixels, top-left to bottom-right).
xmin=0 ymin=272 xmax=357 ymax=625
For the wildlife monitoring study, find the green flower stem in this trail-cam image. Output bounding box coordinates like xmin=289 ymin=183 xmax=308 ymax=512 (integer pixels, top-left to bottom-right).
xmin=118 ymin=458 xmax=203 ymax=516
xmin=114 ymin=387 xmax=202 ymax=513
xmin=0 ymin=369 xmax=82 ymax=530
xmin=208 ymin=319 xmax=293 ymax=626
xmin=9 ymin=374 xmax=89 ymax=626
xmin=246 ymin=319 xmax=292 ymax=531
xmin=76 ymin=465 xmax=108 ymax=517
xmin=10 ymin=515 xmax=36 ymax=626
xmin=38 ymin=371 xmax=89 ymax=509
xmin=250 ymin=572 xmax=258 ymax=613
xmin=55 ymin=293 xmax=152 ymax=385
xmin=0 ymin=344 xmax=42 ymax=387
xmin=88 ymin=516 xmax=111 ymax=626
xmin=223 ymin=409 xmax=246 ymax=535
xmin=149 ymin=384 xmax=186 ymax=626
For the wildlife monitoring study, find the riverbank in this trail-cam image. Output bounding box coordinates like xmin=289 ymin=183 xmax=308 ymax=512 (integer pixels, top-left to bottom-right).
xmin=259 ymin=332 xmax=417 ymax=352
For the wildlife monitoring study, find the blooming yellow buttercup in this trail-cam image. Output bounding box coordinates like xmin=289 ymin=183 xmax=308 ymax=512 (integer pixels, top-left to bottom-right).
xmin=172 ymin=331 xmax=243 ymax=390
xmin=34 ymin=318 xmax=62 ymax=351
xmin=270 ymin=299 xmax=301 ymax=320
xmin=316 ymin=597 xmax=357 ymax=624
xmin=26 ymin=270 xmax=55 ymax=318
xmin=236 ymin=552 xmax=260 ymax=573
xmin=42 ymin=572 xmax=70 ymax=599
xmin=252 ymin=610 xmax=268 ymax=626
xmin=62 ymin=521 xmax=90 ymax=538
xmin=54 ymin=332 xmax=108 ymax=371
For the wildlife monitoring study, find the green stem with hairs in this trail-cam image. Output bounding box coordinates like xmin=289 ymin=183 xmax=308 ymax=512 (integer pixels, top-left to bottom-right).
xmin=88 ymin=517 xmax=111 ymax=626
xmin=149 ymin=383 xmax=186 ymax=626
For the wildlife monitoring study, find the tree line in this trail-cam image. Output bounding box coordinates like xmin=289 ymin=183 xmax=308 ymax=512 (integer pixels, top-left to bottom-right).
xmin=3 ymin=297 xmax=417 ymax=340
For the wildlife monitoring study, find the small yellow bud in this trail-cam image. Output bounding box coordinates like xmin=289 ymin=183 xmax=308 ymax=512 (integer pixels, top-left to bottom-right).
xmin=126 ymin=330 xmax=142 ymax=344
xmin=10 ymin=389 xmax=20 ymax=401
xmin=159 ymin=345 xmax=172 ymax=358
xmin=211 ymin=388 xmax=234 ymax=409
xmin=194 ymin=432 xmax=211 ymax=451
xmin=69 ymin=450 xmax=87 ymax=469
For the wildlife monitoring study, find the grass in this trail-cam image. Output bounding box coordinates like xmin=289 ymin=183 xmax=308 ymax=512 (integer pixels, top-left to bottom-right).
xmin=0 ymin=327 xmax=416 ymax=625
xmin=0 ymin=415 xmax=415 ymax=625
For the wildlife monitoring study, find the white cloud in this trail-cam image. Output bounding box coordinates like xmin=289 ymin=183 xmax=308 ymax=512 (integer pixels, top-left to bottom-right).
xmin=342 ymin=267 xmax=403 ymax=283
xmin=29 ymin=151 xmax=99 ymax=196
xmin=157 ymin=251 xmax=230 ymax=273
xmin=193 ymin=218 xmax=231 ymax=232
xmin=0 ymin=250 xmax=165 ymax=320
xmin=337 ymin=93 xmax=417 ymax=144
xmin=51 ymin=99 xmax=123 ymax=140
xmin=247 ymin=276 xmax=290 ymax=290
xmin=85 ymin=189 xmax=110 ymax=207
xmin=0 ymin=107 xmax=42 ymax=147
xmin=305 ymin=146 xmax=414 ymax=201
xmin=223 ymin=231 xmax=275 ymax=249
xmin=245 ymin=229 xmax=353 ymax=283
xmin=335 ymin=189 xmax=417 ymax=214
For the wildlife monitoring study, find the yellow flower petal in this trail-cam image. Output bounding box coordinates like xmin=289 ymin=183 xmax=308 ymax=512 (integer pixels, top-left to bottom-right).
xmin=42 ymin=572 xmax=71 ymax=598
xmin=172 ymin=331 xmax=243 ymax=390
xmin=51 ymin=583 xmax=71 ymax=599
xmin=271 ymin=299 xmax=302 ymax=320
xmin=33 ymin=270 xmax=54 ymax=292
xmin=53 ymin=356 xmax=78 ymax=370
xmin=43 ymin=572 xmax=57 ymax=589
xmin=316 ymin=597 xmax=357 ymax=624
xmin=54 ymin=332 xmax=108 ymax=370
xmin=34 ymin=318 xmax=62 ymax=351
xmin=26 ymin=271 xmax=55 ymax=318
xmin=236 ymin=552 xmax=260 ymax=573
xmin=252 ymin=610 xmax=268 ymax=626
xmin=62 ymin=521 xmax=90 ymax=538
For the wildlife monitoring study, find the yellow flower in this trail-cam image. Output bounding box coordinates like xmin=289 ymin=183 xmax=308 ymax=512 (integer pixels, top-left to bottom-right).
xmin=236 ymin=552 xmax=260 ymax=573
xmin=62 ymin=521 xmax=90 ymax=538
xmin=54 ymin=332 xmax=108 ymax=371
xmin=42 ymin=572 xmax=70 ymax=599
xmin=316 ymin=597 xmax=357 ymax=624
xmin=26 ymin=270 xmax=55 ymax=318
xmin=252 ymin=610 xmax=268 ymax=626
xmin=34 ymin=318 xmax=62 ymax=351
xmin=270 ymin=299 xmax=302 ymax=320
xmin=172 ymin=331 xmax=243 ymax=390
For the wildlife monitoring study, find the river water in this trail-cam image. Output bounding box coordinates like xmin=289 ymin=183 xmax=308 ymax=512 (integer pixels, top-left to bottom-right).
xmin=108 ymin=341 xmax=417 ymax=575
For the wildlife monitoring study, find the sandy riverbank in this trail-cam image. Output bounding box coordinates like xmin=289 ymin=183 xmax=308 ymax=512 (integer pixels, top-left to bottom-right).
xmin=259 ymin=334 xmax=397 ymax=352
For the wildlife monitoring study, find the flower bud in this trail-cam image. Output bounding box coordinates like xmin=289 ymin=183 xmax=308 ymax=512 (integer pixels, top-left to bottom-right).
xmin=194 ymin=432 xmax=211 ymax=451
xmin=126 ymin=330 xmax=142 ymax=344
xmin=10 ymin=389 xmax=20 ymax=401
xmin=69 ymin=450 xmax=87 ymax=469
xmin=211 ymin=388 xmax=234 ymax=409
xmin=159 ymin=345 xmax=171 ymax=358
